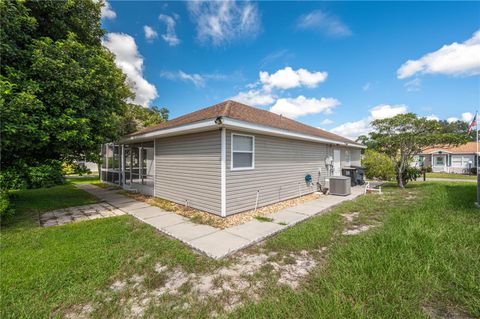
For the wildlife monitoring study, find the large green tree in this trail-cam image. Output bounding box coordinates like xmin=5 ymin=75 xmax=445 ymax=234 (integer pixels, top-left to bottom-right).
xmin=0 ymin=0 xmax=144 ymax=169
xmin=368 ymin=113 xmax=468 ymax=188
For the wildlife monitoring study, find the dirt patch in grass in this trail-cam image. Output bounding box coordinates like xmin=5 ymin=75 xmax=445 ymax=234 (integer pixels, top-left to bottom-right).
xmin=73 ymin=247 xmax=328 ymax=318
xmin=422 ymin=302 xmax=474 ymax=319
xmin=121 ymin=192 xmax=322 ymax=229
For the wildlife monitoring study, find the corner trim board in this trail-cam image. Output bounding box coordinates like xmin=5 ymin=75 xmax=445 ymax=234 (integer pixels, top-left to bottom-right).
xmin=221 ymin=127 xmax=227 ymax=217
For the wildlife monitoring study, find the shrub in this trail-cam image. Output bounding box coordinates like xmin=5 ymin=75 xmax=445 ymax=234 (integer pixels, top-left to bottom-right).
xmin=0 ymin=166 xmax=28 ymax=190
xmin=62 ymin=162 xmax=92 ymax=176
xmin=28 ymin=160 xmax=64 ymax=188
xmin=0 ymin=191 xmax=14 ymax=223
xmin=361 ymin=150 xmax=395 ymax=181
xmin=399 ymin=166 xmax=421 ymax=186
xmin=470 ymin=167 xmax=477 ymax=175
xmin=61 ymin=162 xmax=76 ymax=175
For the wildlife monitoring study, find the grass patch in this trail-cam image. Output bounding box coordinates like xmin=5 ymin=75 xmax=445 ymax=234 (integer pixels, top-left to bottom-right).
xmin=6 ymin=184 xmax=99 ymax=229
xmin=231 ymin=182 xmax=480 ymax=318
xmin=255 ymin=216 xmax=274 ymax=222
xmin=2 ymin=182 xmax=479 ymax=318
xmin=1 ymin=184 xmax=219 ymax=318
xmin=426 ymin=172 xmax=476 ymax=180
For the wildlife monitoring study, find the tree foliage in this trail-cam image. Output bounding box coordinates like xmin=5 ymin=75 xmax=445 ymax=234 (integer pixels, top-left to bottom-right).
xmin=122 ymin=104 xmax=169 ymax=135
xmin=439 ymin=120 xmax=475 ymax=141
xmin=367 ymin=113 xmax=468 ymax=188
xmin=361 ymin=150 xmax=396 ymax=181
xmin=0 ymin=0 xmax=166 ymax=173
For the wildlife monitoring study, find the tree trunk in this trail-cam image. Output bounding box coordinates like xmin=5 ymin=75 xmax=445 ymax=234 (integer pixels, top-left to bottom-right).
xmin=397 ymin=167 xmax=404 ymax=188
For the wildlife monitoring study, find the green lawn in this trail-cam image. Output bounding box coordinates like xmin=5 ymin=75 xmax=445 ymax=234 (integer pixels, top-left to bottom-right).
xmin=0 ymin=183 xmax=219 ymax=318
xmin=1 ymin=181 xmax=479 ymax=318
xmin=426 ymin=172 xmax=477 ymax=180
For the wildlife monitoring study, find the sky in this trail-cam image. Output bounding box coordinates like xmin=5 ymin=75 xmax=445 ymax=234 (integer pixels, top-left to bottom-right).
xmin=100 ymin=1 xmax=480 ymax=140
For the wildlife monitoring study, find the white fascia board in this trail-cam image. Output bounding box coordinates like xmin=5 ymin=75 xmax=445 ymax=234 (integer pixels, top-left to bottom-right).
xmin=119 ymin=119 xmax=218 ymax=143
xmin=222 ymin=118 xmax=366 ymax=149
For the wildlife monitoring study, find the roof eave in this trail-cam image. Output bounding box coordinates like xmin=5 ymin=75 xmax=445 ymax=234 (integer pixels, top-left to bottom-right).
xmin=120 ymin=116 xmax=365 ymax=148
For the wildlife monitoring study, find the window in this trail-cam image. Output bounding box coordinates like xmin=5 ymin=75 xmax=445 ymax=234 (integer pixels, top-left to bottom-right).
xmin=435 ymin=156 xmax=444 ymax=166
xmin=345 ymin=150 xmax=351 ymax=167
xmin=231 ymin=134 xmax=254 ymax=170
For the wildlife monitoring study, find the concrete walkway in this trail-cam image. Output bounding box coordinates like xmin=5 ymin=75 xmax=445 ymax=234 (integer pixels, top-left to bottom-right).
xmin=425 ymin=177 xmax=476 ymax=182
xmin=76 ymin=184 xmax=365 ymax=259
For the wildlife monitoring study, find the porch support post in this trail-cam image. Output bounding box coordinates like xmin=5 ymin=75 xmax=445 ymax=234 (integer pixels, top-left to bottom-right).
xmin=130 ymin=146 xmax=133 ymax=185
xmin=121 ymin=145 xmax=125 ymax=186
xmin=139 ymin=146 xmax=143 ymax=184
xmin=221 ymin=127 xmax=226 ymax=217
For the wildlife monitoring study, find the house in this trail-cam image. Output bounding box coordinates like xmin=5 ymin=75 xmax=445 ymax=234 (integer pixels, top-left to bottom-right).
xmin=413 ymin=142 xmax=479 ymax=173
xmin=101 ymin=100 xmax=365 ymax=217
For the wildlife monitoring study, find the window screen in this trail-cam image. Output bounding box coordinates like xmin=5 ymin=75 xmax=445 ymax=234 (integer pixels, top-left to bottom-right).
xmin=232 ymin=134 xmax=254 ymax=169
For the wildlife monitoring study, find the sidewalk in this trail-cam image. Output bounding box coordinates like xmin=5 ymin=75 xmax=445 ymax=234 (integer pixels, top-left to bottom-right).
xmin=76 ymin=184 xmax=365 ymax=259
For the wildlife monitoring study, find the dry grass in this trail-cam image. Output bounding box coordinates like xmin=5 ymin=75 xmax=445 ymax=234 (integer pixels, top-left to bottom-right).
xmin=120 ymin=192 xmax=322 ymax=229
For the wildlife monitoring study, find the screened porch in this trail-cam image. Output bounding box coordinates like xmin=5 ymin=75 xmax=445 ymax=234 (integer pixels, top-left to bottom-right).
xmin=100 ymin=141 xmax=154 ymax=195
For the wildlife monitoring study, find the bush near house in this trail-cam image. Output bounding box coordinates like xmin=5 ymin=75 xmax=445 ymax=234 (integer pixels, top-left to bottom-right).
xmin=361 ymin=150 xmax=396 ymax=180
xmin=0 ymin=160 xmax=64 ymax=190
xmin=0 ymin=191 xmax=14 ymax=223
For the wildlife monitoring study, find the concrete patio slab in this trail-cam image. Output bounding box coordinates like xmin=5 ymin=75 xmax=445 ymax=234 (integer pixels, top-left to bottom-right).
xmin=164 ymin=222 xmax=219 ymax=242
xmin=75 ymin=183 xmax=367 ymax=259
xmin=102 ymin=197 xmax=136 ymax=205
xmin=283 ymin=203 xmax=325 ymax=216
xmin=114 ymin=201 xmax=151 ymax=211
xmin=225 ymin=220 xmax=285 ymax=241
xmin=189 ymin=231 xmax=251 ymax=259
xmin=145 ymin=213 xmax=189 ymax=229
xmin=129 ymin=206 xmax=169 ymax=220
xmin=270 ymin=210 xmax=309 ymax=225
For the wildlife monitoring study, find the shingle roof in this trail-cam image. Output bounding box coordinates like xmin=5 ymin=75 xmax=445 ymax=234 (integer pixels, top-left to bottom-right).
xmin=128 ymin=100 xmax=360 ymax=145
xmin=422 ymin=142 xmax=480 ymax=154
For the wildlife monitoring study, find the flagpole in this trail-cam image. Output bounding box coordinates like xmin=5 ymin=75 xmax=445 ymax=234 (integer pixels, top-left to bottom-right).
xmin=476 ymin=110 xmax=479 ymax=208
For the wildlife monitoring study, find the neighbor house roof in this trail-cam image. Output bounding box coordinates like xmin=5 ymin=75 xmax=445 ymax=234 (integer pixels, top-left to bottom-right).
xmin=421 ymin=142 xmax=480 ymax=154
xmin=127 ymin=100 xmax=361 ymax=146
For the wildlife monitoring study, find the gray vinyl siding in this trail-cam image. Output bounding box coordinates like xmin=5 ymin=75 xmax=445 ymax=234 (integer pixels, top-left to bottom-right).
xmin=154 ymin=130 xmax=222 ymax=215
xmin=225 ymin=130 xmax=330 ymax=216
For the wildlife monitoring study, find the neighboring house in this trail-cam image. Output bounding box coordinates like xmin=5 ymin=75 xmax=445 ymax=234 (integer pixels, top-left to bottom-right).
xmin=101 ymin=100 xmax=365 ymax=217
xmin=413 ymin=142 xmax=479 ymax=173
xmin=75 ymin=160 xmax=99 ymax=173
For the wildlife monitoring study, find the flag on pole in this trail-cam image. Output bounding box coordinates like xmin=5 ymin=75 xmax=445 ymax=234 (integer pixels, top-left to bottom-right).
xmin=467 ymin=113 xmax=477 ymax=134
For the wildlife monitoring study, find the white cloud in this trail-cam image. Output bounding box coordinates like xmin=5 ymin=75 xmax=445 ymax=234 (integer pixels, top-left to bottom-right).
xmin=159 ymin=14 xmax=180 ymax=46
xmin=397 ymin=30 xmax=480 ymax=79
xmin=260 ymin=67 xmax=328 ymax=90
xmin=330 ymin=119 xmax=371 ymax=140
xmin=425 ymin=114 xmax=439 ymax=121
xmin=320 ymin=119 xmax=334 ymax=125
xmin=100 ymin=0 xmax=116 ymax=19
xmin=462 ymin=112 xmax=474 ymax=122
xmin=370 ymin=104 xmax=408 ymax=120
xmin=297 ymin=10 xmax=351 ymax=37
xmin=160 ymin=71 xmax=204 ymax=87
xmin=362 ymin=82 xmax=371 ymax=91
xmin=161 ymin=70 xmax=227 ymax=88
xmin=231 ymin=89 xmax=275 ymax=107
xmin=269 ymin=96 xmax=340 ymax=119
xmin=187 ymin=0 xmax=260 ymax=46
xmin=102 ymin=33 xmax=158 ymax=107
xmin=447 ymin=117 xmax=459 ymax=123
xmin=330 ymin=104 xmax=408 ymax=140
xmin=143 ymin=25 xmax=158 ymax=42
xmin=404 ymin=78 xmax=421 ymax=92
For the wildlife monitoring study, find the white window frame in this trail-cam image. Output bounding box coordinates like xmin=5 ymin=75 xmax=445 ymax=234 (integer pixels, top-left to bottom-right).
xmin=231 ymin=133 xmax=255 ymax=171
xmin=345 ymin=149 xmax=351 ymax=167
